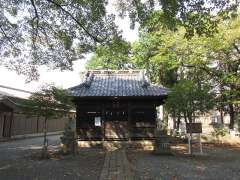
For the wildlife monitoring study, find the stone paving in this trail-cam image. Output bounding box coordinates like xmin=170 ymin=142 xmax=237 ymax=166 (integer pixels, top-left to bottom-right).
xmin=99 ymin=149 xmax=134 ymax=180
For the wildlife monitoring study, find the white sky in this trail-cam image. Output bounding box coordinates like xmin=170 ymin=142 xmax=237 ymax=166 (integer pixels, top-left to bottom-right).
xmin=0 ymin=9 xmax=139 ymax=98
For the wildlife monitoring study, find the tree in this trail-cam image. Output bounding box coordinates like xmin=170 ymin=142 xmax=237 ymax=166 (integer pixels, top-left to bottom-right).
xmin=166 ymin=80 xmax=214 ymax=154
xmin=205 ymin=17 xmax=240 ymax=129
xmin=1 ymin=1 xmax=239 ymax=81
xmin=132 ymin=29 xmax=180 ymax=87
xmin=115 ymin=0 xmax=239 ymax=38
xmin=0 ymin=0 xmax=119 ymax=81
xmin=86 ymin=36 xmax=132 ymax=70
xmin=166 ymin=80 xmax=214 ymax=124
xmin=20 ymin=85 xmax=72 ymax=157
xmin=132 ymin=15 xmax=240 ymax=130
xmin=176 ymin=17 xmax=240 ymax=130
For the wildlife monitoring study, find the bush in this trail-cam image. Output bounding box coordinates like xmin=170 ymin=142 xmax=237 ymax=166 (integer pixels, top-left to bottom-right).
xmin=212 ymin=124 xmax=228 ymax=140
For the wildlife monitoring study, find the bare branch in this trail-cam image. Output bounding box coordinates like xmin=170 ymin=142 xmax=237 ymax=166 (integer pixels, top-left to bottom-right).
xmin=30 ymin=0 xmax=40 ymax=49
xmin=0 ymin=25 xmax=16 ymax=48
xmin=30 ymin=0 xmax=39 ymax=30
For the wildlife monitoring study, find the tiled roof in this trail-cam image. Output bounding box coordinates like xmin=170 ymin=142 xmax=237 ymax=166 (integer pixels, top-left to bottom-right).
xmin=68 ymin=70 xmax=169 ymax=97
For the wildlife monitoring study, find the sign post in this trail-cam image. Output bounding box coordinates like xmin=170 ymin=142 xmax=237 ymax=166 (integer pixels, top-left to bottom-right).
xmin=186 ymin=123 xmax=202 ymax=155
xmin=188 ymin=135 xmax=192 ymax=154
xmin=199 ymin=133 xmax=203 ymax=154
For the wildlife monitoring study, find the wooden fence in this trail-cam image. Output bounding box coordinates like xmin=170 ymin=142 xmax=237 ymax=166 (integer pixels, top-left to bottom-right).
xmin=0 ymin=112 xmax=69 ymax=138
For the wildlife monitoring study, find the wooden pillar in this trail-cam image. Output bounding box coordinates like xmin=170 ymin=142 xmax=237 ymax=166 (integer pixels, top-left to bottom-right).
xmin=9 ymin=111 xmax=13 ymax=137
xmin=36 ymin=116 xmax=39 ymax=133
xmin=127 ymin=102 xmax=132 ymax=141
xmin=101 ymin=103 xmax=106 ymax=140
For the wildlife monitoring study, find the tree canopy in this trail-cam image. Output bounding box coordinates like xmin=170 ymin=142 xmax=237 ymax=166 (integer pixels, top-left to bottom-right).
xmin=86 ymin=36 xmax=131 ymax=70
xmin=166 ymin=80 xmax=214 ymax=123
xmin=86 ymin=14 xmax=240 ymax=129
xmin=0 ymin=0 xmax=118 ymax=81
xmin=0 ymin=0 xmax=239 ymax=80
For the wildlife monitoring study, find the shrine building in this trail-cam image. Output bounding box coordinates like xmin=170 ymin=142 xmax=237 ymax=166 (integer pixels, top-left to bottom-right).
xmin=68 ymin=70 xmax=168 ymax=141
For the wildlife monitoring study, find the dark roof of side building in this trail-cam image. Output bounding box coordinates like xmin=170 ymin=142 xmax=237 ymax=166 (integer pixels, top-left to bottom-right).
xmin=68 ymin=70 xmax=169 ymax=97
xmin=0 ymin=91 xmax=29 ymax=111
xmin=0 ymin=91 xmax=76 ymax=113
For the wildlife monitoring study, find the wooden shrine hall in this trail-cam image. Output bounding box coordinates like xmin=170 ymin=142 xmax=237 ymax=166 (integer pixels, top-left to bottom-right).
xmin=68 ymin=70 xmax=168 ymax=140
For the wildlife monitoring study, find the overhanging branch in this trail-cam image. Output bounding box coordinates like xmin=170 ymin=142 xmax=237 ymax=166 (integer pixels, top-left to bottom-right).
xmin=30 ymin=0 xmax=39 ymax=30
xmin=0 ymin=25 xmax=16 ymax=48
xmin=45 ymin=0 xmax=104 ymax=43
xmin=30 ymin=0 xmax=40 ymax=48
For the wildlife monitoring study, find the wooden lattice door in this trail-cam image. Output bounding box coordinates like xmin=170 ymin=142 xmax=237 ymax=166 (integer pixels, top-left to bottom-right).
xmin=104 ymin=105 xmax=129 ymax=139
xmin=104 ymin=121 xmax=129 ymax=139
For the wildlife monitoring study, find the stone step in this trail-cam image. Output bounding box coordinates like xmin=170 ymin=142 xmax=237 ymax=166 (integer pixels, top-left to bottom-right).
xmin=77 ymin=140 xmax=155 ymax=151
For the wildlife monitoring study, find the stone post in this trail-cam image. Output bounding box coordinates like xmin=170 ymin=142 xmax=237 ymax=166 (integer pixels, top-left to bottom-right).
xmin=60 ymin=117 xmax=78 ymax=155
xmin=154 ymin=105 xmax=171 ymax=155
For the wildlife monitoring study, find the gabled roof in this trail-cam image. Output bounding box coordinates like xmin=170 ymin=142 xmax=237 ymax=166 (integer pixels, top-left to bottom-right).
xmin=0 ymin=93 xmax=28 ymax=111
xmin=68 ymin=70 xmax=169 ymax=97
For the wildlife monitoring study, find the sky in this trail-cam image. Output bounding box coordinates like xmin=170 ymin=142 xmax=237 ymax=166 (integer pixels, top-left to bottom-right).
xmin=0 ymin=7 xmax=139 ymax=98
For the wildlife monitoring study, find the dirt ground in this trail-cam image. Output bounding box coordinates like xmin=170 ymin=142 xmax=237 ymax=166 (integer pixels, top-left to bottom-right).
xmin=127 ymin=143 xmax=240 ymax=180
xmin=0 ymin=147 xmax=105 ymax=180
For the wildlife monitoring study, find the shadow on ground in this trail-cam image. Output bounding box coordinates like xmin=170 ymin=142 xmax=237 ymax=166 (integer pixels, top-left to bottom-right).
xmin=127 ymin=143 xmax=240 ymax=180
xmin=0 ymin=148 xmax=105 ymax=180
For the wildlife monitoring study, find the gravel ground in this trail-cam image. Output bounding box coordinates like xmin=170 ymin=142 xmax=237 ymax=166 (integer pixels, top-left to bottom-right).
xmin=127 ymin=144 xmax=240 ymax=180
xmin=0 ymin=149 xmax=105 ymax=180
xmin=0 ymin=136 xmax=105 ymax=180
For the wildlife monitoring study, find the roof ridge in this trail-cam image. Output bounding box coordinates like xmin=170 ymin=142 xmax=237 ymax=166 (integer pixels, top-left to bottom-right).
xmin=87 ymin=69 xmax=143 ymax=75
xmin=141 ymin=70 xmax=150 ymax=88
xmin=82 ymin=72 xmax=94 ymax=88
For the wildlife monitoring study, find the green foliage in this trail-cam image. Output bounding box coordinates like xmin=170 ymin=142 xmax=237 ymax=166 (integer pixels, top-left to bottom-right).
xmin=86 ymin=36 xmax=131 ymax=70
xmin=21 ymin=85 xmax=72 ymax=118
xmin=132 ymin=15 xmax=240 ymax=128
xmin=115 ymin=1 xmax=239 ymax=37
xmin=20 ymin=84 xmax=72 ymax=155
xmin=211 ymin=124 xmax=228 ymax=139
xmin=1 ymin=1 xmax=239 ymax=81
xmin=132 ymin=29 xmax=180 ymax=86
xmin=0 ymin=0 xmax=118 ymax=81
xmin=166 ymin=80 xmax=214 ymax=123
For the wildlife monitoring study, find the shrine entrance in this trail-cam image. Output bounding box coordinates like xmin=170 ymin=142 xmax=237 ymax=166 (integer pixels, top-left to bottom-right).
xmin=104 ymin=103 xmax=129 ymax=139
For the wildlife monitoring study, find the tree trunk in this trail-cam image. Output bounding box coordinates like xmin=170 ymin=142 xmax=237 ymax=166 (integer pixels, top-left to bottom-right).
xmin=189 ymin=117 xmax=193 ymax=155
xmin=229 ymin=104 xmax=235 ymax=130
xmin=42 ymin=116 xmax=48 ymax=158
xmin=176 ymin=115 xmax=181 ymax=131
xmin=220 ymin=108 xmax=224 ymax=124
xmin=184 ymin=112 xmax=188 ymax=124
xmin=173 ymin=116 xmax=177 ymax=129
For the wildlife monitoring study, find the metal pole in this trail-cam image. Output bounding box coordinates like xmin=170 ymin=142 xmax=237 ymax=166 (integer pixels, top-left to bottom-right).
xmin=188 ymin=134 xmax=191 ymax=154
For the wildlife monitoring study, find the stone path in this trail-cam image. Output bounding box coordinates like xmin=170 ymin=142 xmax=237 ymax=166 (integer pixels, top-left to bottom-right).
xmin=99 ymin=149 xmax=134 ymax=180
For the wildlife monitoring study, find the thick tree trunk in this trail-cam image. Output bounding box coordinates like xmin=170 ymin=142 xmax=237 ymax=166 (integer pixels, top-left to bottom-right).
xmin=184 ymin=112 xmax=188 ymax=124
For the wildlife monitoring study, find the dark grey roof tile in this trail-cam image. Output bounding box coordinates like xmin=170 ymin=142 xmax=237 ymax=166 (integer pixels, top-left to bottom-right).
xmin=68 ymin=70 xmax=169 ymax=97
